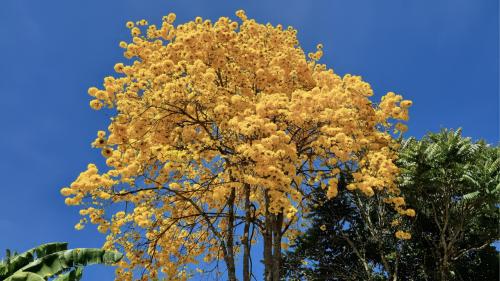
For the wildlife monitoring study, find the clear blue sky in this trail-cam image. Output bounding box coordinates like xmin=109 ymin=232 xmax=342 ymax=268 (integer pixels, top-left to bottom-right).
xmin=0 ymin=0 xmax=498 ymax=280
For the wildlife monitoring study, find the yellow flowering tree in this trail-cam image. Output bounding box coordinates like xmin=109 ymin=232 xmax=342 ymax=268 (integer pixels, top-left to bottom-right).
xmin=62 ymin=10 xmax=413 ymax=281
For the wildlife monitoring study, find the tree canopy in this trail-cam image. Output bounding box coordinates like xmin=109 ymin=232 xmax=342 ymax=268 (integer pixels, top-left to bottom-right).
xmin=61 ymin=10 xmax=412 ymax=281
xmin=397 ymin=129 xmax=499 ymax=280
xmin=282 ymin=129 xmax=499 ymax=281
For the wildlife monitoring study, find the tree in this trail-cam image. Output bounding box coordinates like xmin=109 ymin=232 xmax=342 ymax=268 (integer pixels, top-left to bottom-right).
xmin=282 ymin=129 xmax=499 ymax=281
xmin=397 ymin=129 xmax=499 ymax=281
xmin=281 ymin=171 xmax=413 ymax=281
xmin=0 ymin=242 xmax=123 ymax=281
xmin=61 ymin=10 xmax=412 ymax=281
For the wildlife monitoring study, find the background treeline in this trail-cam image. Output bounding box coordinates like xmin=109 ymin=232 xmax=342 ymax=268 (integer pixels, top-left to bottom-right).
xmin=282 ymin=129 xmax=499 ymax=281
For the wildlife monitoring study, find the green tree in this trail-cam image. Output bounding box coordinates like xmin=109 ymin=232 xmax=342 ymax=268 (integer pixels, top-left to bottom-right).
xmin=0 ymin=242 xmax=123 ymax=281
xmin=281 ymin=173 xmax=412 ymax=281
xmin=282 ymin=129 xmax=499 ymax=281
xmin=397 ymin=129 xmax=499 ymax=281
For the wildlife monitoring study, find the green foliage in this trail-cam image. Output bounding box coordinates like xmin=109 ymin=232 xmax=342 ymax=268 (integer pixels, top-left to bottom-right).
xmin=0 ymin=243 xmax=68 ymax=279
xmin=397 ymin=128 xmax=499 ymax=280
xmin=281 ymin=173 xmax=409 ymax=280
xmin=0 ymin=242 xmax=123 ymax=281
xmin=52 ymin=267 xmax=83 ymax=281
xmin=283 ymin=129 xmax=499 ymax=281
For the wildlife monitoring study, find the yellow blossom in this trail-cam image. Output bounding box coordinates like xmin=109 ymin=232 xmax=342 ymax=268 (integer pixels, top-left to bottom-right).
xmin=395 ymin=230 xmax=411 ymax=240
xmin=62 ymin=10 xmax=411 ymax=280
xmin=60 ymin=187 xmax=73 ymax=196
xmin=405 ymin=208 xmax=416 ymax=217
xmin=89 ymin=99 xmax=103 ymax=110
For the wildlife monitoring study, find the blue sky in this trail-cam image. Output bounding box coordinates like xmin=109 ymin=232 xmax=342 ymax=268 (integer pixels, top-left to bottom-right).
xmin=0 ymin=0 xmax=498 ymax=280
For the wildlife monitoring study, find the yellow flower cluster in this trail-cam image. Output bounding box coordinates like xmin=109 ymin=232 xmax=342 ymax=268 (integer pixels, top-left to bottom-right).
xmin=395 ymin=230 xmax=412 ymax=240
xmin=62 ymin=10 xmax=411 ymax=280
xmin=383 ymin=196 xmax=416 ymax=217
xmin=326 ymin=178 xmax=339 ymax=199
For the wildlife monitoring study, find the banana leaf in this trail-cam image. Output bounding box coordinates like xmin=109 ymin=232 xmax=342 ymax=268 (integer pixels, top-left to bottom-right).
xmin=52 ymin=266 xmax=84 ymax=281
xmin=4 ymin=271 xmax=45 ymax=281
xmin=0 ymin=243 xmax=68 ymax=279
xmin=16 ymin=248 xmax=122 ymax=279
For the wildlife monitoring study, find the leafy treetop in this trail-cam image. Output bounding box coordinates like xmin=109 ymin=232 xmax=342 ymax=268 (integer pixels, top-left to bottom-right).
xmin=61 ymin=10 xmax=412 ymax=281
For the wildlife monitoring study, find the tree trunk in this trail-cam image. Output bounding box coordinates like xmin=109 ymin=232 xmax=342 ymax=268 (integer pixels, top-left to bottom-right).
xmin=272 ymin=212 xmax=283 ymax=281
xmin=262 ymin=189 xmax=285 ymax=281
xmin=226 ymin=188 xmax=237 ymax=281
xmin=438 ymin=197 xmax=451 ymax=281
xmin=439 ymin=255 xmax=450 ymax=281
xmin=243 ymin=184 xmax=251 ymax=281
xmin=263 ymin=191 xmax=274 ymax=281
